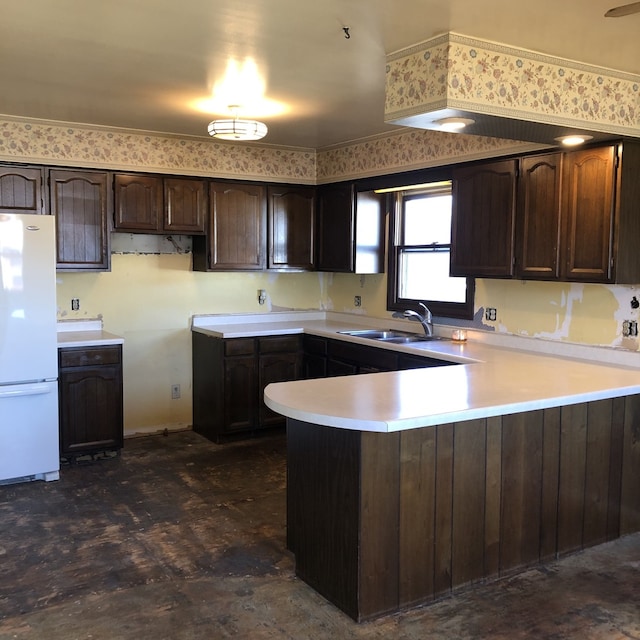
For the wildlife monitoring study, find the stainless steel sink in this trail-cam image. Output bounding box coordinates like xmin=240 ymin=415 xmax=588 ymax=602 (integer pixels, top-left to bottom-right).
xmin=338 ymin=329 xmax=416 ymax=339
xmin=337 ymin=329 xmax=448 ymax=343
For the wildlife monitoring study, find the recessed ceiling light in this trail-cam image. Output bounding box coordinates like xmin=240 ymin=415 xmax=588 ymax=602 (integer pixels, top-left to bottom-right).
xmin=555 ymin=134 xmax=594 ymax=146
xmin=435 ymin=117 xmax=475 ymax=132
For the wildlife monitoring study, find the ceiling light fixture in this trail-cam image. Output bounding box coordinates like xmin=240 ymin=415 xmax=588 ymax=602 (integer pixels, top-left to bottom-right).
xmin=208 ymin=105 xmax=268 ymax=141
xmin=435 ymin=117 xmax=475 ymax=132
xmin=555 ymin=134 xmax=593 ymax=146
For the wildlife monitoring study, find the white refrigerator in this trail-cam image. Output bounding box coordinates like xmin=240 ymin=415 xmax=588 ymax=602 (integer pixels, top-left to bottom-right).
xmin=0 ymin=213 xmax=59 ymax=483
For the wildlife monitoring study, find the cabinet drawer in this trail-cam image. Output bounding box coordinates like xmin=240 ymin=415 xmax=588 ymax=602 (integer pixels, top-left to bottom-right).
xmin=59 ymin=346 xmax=121 ymax=368
xmin=224 ymin=338 xmax=256 ymax=356
xmin=259 ymin=335 xmax=300 ymax=354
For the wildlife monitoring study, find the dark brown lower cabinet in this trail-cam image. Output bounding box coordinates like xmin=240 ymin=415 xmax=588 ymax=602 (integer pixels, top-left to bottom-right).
xmin=303 ymin=335 xmax=455 ymax=379
xmin=192 ymin=331 xmax=457 ymax=442
xmin=58 ymin=345 xmax=123 ymax=459
xmin=287 ymin=395 xmax=640 ymax=622
xmin=192 ymin=332 xmax=301 ymax=442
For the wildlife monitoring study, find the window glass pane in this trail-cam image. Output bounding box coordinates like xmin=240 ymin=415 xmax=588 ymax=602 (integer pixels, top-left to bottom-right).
xmin=403 ymin=195 xmax=452 ymax=246
xmin=399 ymin=250 xmax=467 ymax=303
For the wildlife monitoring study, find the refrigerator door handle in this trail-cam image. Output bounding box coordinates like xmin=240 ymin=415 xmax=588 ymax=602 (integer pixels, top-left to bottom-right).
xmin=0 ymin=383 xmax=55 ymax=398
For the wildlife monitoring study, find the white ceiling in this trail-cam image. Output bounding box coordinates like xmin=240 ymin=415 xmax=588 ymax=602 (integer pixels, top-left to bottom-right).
xmin=1 ymin=0 xmax=638 ymax=149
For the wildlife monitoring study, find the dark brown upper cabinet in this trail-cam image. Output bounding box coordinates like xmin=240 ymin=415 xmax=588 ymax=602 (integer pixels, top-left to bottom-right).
xmin=0 ymin=165 xmax=44 ymax=214
xmin=193 ymin=181 xmax=267 ymax=271
xmin=48 ymin=169 xmax=111 ymax=271
xmin=268 ymin=185 xmax=315 ymax=270
xmin=560 ymin=145 xmax=616 ymax=282
xmin=316 ymin=183 xmax=385 ymax=273
xmin=114 ymin=173 xmax=163 ymax=232
xmin=114 ymin=173 xmax=206 ymax=234
xmin=604 ymin=141 xmax=640 ymax=284
xmin=515 ymin=152 xmax=562 ymax=280
xmin=451 ymin=141 xmax=640 ymax=284
xmin=164 ymin=177 xmax=206 ymax=234
xmin=450 ymin=159 xmax=517 ymax=278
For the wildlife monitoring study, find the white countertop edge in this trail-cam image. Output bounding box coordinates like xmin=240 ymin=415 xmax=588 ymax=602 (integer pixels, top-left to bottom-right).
xmin=265 ymin=383 xmax=640 ymax=433
xmin=192 ymin=310 xmax=325 ymax=328
xmin=56 ymin=320 xmax=124 ymax=347
xmin=57 ymin=331 xmax=124 ymax=348
xmin=193 ymin=325 xmax=307 ymax=339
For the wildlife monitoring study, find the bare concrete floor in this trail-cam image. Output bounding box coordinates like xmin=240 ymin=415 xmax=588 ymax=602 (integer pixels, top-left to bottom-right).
xmin=0 ymin=430 xmax=638 ymax=640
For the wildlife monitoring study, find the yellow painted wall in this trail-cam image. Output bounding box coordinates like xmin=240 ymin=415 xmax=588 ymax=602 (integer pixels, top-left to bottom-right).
xmin=56 ymin=253 xmax=327 ymax=434
xmin=325 ymin=273 xmax=640 ymax=351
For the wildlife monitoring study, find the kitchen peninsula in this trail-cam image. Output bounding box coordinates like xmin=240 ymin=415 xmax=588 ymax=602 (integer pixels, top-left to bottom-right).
xmin=252 ymin=313 xmax=640 ymax=622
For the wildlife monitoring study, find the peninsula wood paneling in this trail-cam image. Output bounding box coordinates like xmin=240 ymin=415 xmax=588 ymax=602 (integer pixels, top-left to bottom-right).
xmin=451 ymin=420 xmax=487 ymax=588
xmin=432 ymin=424 xmax=454 ymax=598
xmin=359 ymin=432 xmax=400 ymax=620
xmin=583 ymin=399 xmax=614 ymax=547
xmin=557 ymin=403 xmax=588 ymax=554
xmin=484 ymin=417 xmax=502 ymax=577
xmin=287 ymin=421 xmax=360 ymax=620
xmin=606 ymin=397 xmax=625 ymax=539
xmin=620 ymin=395 xmax=640 ymax=534
xmin=399 ymin=428 xmax=437 ymax=606
xmin=500 ymin=411 xmax=543 ymax=572
xmin=540 ymin=407 xmax=561 ymax=561
xmin=287 ymin=396 xmax=640 ymax=622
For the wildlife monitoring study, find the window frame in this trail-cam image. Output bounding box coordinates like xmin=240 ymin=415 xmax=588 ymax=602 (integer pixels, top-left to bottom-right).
xmin=386 ymin=185 xmax=475 ymax=320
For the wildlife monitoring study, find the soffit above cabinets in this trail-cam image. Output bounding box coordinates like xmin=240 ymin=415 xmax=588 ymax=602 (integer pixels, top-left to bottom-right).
xmin=385 ymin=32 xmax=640 ymax=147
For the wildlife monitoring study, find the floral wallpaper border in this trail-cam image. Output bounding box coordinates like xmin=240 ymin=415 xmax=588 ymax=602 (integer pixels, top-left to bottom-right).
xmin=0 ymin=116 xmax=317 ymax=183
xmin=315 ymin=128 xmax=540 ymax=183
xmin=385 ymin=32 xmax=640 ymax=136
xmin=0 ymin=115 xmax=541 ymax=185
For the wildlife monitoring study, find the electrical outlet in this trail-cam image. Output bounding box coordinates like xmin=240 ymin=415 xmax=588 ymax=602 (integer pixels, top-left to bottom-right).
xmin=623 ymin=320 xmax=638 ymax=337
xmin=354 ymin=295 xmax=361 ymax=307
xmin=71 ymin=298 xmax=80 ymax=311
xmin=485 ymin=307 xmax=497 ymax=322
xmin=171 ymin=384 xmax=181 ymax=399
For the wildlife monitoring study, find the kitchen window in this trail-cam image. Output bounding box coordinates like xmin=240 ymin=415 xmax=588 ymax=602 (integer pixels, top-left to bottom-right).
xmin=386 ymin=180 xmax=475 ymax=319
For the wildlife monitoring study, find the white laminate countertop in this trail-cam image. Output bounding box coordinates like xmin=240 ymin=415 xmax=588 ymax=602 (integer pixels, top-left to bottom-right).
xmin=192 ymin=311 xmax=640 ymax=432
xmin=57 ymin=320 xmax=124 ymax=348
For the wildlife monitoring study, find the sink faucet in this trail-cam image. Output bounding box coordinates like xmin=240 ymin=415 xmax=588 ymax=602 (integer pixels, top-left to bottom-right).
xmin=393 ymin=302 xmax=433 ymax=337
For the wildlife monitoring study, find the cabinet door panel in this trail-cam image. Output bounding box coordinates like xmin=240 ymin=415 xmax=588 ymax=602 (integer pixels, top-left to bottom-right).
xmin=316 ymin=183 xmax=355 ymax=272
xmin=58 ymin=362 xmax=123 ymax=456
xmin=451 ymin=160 xmax=517 ymax=277
xmin=164 ymin=177 xmax=206 ymax=234
xmin=0 ymin=166 xmax=43 ymax=214
xmin=223 ymin=355 xmax=258 ymax=431
xmin=114 ymin=174 xmax=163 ymax=232
xmin=561 ymin=146 xmax=615 ymax=282
xmin=49 ymin=170 xmax=111 ymax=271
xmin=516 ymin=154 xmax=562 ymax=279
xmin=259 ymin=352 xmax=300 ymax=427
xmin=208 ymin=182 xmax=266 ymax=270
xmin=268 ymin=186 xmax=315 ymax=270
